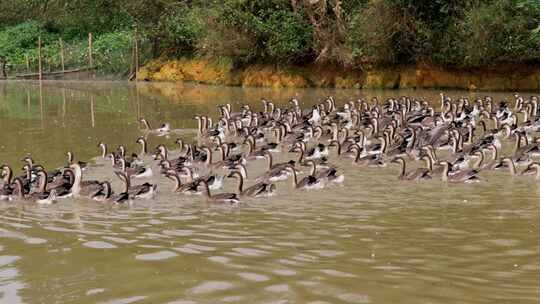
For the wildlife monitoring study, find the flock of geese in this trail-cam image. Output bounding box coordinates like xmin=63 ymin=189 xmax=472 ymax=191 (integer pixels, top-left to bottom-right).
xmin=2 ymin=93 xmax=540 ymax=205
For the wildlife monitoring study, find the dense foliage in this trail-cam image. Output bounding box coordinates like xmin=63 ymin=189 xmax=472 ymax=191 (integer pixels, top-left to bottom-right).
xmin=1 ymin=0 xmax=540 ymax=73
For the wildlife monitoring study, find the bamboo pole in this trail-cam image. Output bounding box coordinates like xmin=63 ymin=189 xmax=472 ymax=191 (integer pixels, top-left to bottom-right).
xmin=134 ymin=27 xmax=139 ymax=81
xmin=90 ymin=95 xmax=95 ymax=128
xmin=59 ymin=38 xmax=65 ymax=73
xmin=39 ymin=82 xmax=44 ymax=130
xmin=130 ymin=40 xmax=135 ymax=76
xmin=88 ymin=33 xmax=93 ymax=69
xmin=38 ymin=36 xmax=42 ymax=81
xmin=26 ymin=89 xmax=30 ymax=112
xmin=62 ymin=88 xmax=66 ymax=127
xmin=25 ymin=54 xmax=30 ymax=73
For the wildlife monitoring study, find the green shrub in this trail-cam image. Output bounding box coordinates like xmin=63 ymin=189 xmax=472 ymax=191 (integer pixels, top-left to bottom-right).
xmin=160 ymin=6 xmax=205 ymax=56
xmin=0 ymin=21 xmax=58 ymax=64
xmin=459 ymin=0 xmax=540 ymax=67
xmin=347 ymin=0 xmax=431 ymax=66
xmin=264 ymin=10 xmax=312 ymax=61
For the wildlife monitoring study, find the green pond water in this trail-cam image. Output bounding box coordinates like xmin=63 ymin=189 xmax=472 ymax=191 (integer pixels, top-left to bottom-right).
xmin=0 ymin=81 xmax=539 ymax=303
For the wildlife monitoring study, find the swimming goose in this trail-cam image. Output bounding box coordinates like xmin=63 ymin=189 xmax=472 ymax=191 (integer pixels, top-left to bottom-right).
xmin=228 ymin=171 xmax=276 ymax=198
xmin=349 ymin=144 xmax=385 ymax=167
xmin=0 ymin=165 xmax=14 ymax=200
xmin=286 ymin=163 xmax=324 ymax=190
xmin=165 ymin=170 xmax=200 ymax=195
xmin=263 ymin=151 xmax=295 ymax=171
xmin=310 ymin=161 xmax=344 ymax=184
xmin=66 ymin=151 xmax=87 ymax=169
xmin=289 ymin=142 xmax=330 ymax=169
xmin=115 ymin=171 xmax=156 ymax=199
xmin=69 ymin=163 xmax=105 ymax=199
xmin=179 ymin=167 xmax=223 ymax=191
xmin=11 ymin=177 xmax=57 ymax=204
xmin=136 ymin=137 xmax=148 ymax=155
xmin=92 ymin=181 xmax=129 ymax=204
xmin=197 ymin=180 xmax=239 ymax=204
xmin=391 ymin=156 xmax=431 ymax=181
xmin=118 ymin=158 xmax=153 ymax=179
xmin=139 ymin=117 xmax=170 ymax=135
xmin=36 ymin=170 xmax=72 ymax=199
xmin=438 ymin=161 xmax=480 ymax=183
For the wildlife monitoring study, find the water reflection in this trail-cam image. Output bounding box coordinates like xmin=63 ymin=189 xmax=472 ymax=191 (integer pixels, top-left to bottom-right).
xmin=0 ymin=81 xmax=539 ymax=303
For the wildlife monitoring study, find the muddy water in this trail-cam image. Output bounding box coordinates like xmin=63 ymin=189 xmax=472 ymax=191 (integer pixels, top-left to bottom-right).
xmin=0 ymin=81 xmax=539 ymax=303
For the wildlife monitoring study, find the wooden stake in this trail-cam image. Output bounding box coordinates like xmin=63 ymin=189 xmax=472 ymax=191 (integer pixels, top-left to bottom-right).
xmin=38 ymin=36 xmax=42 ymax=81
xmin=59 ymin=38 xmax=65 ymax=73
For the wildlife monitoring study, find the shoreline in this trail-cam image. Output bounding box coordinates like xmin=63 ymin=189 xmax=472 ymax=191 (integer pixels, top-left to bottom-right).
xmin=137 ymin=58 xmax=540 ymax=92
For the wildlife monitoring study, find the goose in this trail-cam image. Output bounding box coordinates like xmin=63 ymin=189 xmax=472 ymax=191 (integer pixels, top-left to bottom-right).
xmin=227 ymin=171 xmax=276 ymax=198
xmin=310 ymin=161 xmax=344 ymax=184
xmin=69 ymin=163 xmax=105 ymax=199
xmin=117 ymin=158 xmax=153 ymax=179
xmin=391 ymin=156 xmax=431 ymax=181
xmin=92 ymin=181 xmax=130 ymax=204
xmin=263 ymin=151 xmax=295 ymax=171
xmin=36 ymin=170 xmax=72 ymax=199
xmin=139 ymin=117 xmax=170 ymax=135
xmin=285 ymin=163 xmax=325 ymax=190
xmin=136 ymin=137 xmax=148 ymax=156
xmin=244 ymin=137 xmax=267 ymax=160
xmin=197 ymin=180 xmax=239 ymax=204
xmin=66 ymin=151 xmax=88 ymax=169
xmin=349 ymin=144 xmax=386 ymax=168
xmin=114 ymin=171 xmax=156 ymax=199
xmin=0 ymin=165 xmax=14 ymax=200
xmin=165 ymin=170 xmax=200 ymax=195
xmin=11 ymin=177 xmax=57 ymax=204
xmin=179 ymin=167 xmax=223 ymax=191
xmin=289 ymin=142 xmax=330 ymax=169
xmin=438 ymin=161 xmax=480 ymax=183
xmin=98 ymin=142 xmax=108 ymax=158
xmin=501 ymin=157 xmax=518 ymax=176
xmin=328 ymin=140 xmax=356 ymax=159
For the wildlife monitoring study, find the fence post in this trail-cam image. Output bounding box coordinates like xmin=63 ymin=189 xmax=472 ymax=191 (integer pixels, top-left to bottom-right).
xmin=38 ymin=36 xmax=42 ymax=81
xmin=59 ymin=38 xmax=65 ymax=73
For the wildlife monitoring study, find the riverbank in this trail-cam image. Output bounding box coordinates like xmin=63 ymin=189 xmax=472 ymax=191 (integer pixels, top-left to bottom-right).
xmin=137 ymin=58 xmax=540 ymax=91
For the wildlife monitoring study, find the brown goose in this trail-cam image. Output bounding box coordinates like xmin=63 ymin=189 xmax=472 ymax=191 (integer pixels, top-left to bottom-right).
xmin=0 ymin=165 xmax=14 ymax=200
xmin=164 ymin=170 xmax=200 ymax=195
xmin=391 ymin=156 xmax=432 ymax=181
xmin=92 ymin=181 xmax=129 ymax=204
xmin=11 ymin=177 xmax=57 ymax=204
xmin=227 ymin=171 xmax=276 ymax=198
xmin=286 ymin=163 xmax=324 ymax=190
xmin=197 ymin=180 xmax=239 ymax=204
xmin=69 ymin=163 xmax=105 ymax=199
xmin=115 ymin=171 xmax=156 ymax=199
xmin=438 ymin=162 xmax=480 ymax=183
xmin=66 ymin=151 xmax=88 ymax=169
xmin=349 ymin=144 xmax=385 ymax=167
